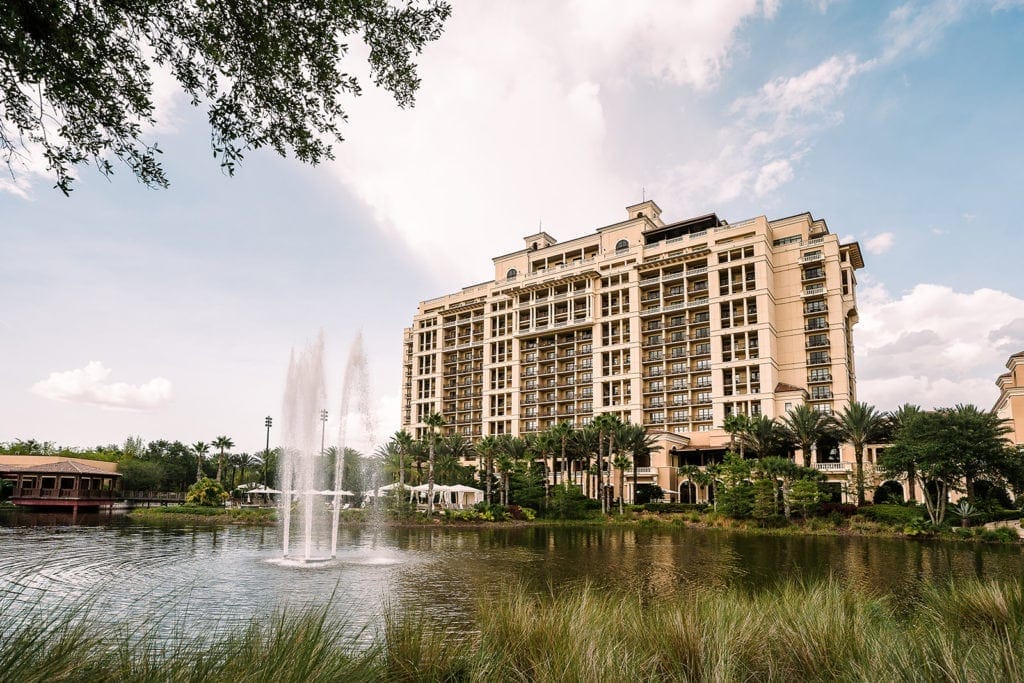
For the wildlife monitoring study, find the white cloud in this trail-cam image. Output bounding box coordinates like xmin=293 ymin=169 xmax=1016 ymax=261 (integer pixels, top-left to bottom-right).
xmin=856 ymin=283 xmax=1024 ymax=411
xmin=332 ymin=1 xmax=775 ymax=281
xmin=754 ymin=159 xmax=794 ymax=195
xmin=653 ymin=53 xmax=863 ymax=213
xmin=880 ymin=0 xmax=966 ymax=63
xmin=31 ymin=361 xmax=173 ymax=411
xmin=731 ymin=54 xmax=863 ymax=125
xmin=865 ymin=231 xmax=895 ymax=254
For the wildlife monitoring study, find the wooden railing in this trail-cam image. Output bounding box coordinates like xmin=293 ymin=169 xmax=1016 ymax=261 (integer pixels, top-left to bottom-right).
xmin=13 ymin=487 xmax=118 ymax=499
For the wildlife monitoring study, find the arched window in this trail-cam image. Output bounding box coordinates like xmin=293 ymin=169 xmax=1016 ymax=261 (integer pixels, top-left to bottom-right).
xmin=615 ymin=239 xmax=629 ymax=253
xmin=506 ymin=268 xmax=517 ymax=280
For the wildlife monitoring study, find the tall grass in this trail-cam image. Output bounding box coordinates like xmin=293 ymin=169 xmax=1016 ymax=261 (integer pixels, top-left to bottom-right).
xmin=2 ymin=579 xmax=1023 ymax=681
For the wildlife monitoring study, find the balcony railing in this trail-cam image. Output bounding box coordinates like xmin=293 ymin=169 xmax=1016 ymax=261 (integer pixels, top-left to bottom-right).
xmin=802 ymin=285 xmax=827 ymax=298
xmin=814 ymin=462 xmax=850 ymax=472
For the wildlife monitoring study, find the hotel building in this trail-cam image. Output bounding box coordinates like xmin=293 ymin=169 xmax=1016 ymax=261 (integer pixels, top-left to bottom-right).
xmin=995 ymin=351 xmax=1024 ymax=447
xmin=400 ymin=200 xmax=865 ymax=500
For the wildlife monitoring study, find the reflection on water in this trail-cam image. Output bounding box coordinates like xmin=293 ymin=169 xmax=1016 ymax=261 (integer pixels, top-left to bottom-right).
xmin=1 ymin=510 xmax=1022 ymax=636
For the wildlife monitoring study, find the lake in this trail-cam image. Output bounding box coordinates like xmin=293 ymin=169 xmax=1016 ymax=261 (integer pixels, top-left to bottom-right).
xmin=2 ymin=510 xmax=1022 ymax=637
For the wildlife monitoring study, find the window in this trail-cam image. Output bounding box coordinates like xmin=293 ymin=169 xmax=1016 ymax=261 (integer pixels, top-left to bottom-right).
xmin=615 ymin=239 xmax=629 ymax=252
xmin=506 ymin=268 xmax=517 ymax=279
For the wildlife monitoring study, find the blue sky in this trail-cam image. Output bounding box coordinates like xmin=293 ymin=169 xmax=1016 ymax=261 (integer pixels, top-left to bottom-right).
xmin=3 ymin=0 xmax=1023 ymax=454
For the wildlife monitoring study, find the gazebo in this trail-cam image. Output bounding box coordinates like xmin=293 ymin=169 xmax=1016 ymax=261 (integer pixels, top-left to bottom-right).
xmin=1 ymin=459 xmax=122 ymax=513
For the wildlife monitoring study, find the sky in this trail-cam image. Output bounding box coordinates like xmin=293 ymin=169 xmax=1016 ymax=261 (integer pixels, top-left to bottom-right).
xmin=3 ymin=0 xmax=1024 ymax=455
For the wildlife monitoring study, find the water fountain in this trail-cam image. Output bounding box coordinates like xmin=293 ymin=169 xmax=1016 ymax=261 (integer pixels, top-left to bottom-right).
xmin=276 ymin=331 xmax=378 ymax=564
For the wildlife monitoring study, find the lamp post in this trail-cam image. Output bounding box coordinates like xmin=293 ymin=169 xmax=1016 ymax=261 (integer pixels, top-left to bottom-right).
xmin=264 ymin=416 xmax=272 ymax=485
xmin=320 ymin=409 xmax=328 ymax=456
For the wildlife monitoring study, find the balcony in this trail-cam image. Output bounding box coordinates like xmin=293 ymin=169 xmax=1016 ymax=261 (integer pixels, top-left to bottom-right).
xmin=806 ymin=338 xmax=830 ymax=349
xmin=799 ymin=253 xmax=824 ymax=264
xmin=814 ymin=462 xmax=851 ymax=473
xmin=804 ymin=302 xmax=828 ymax=315
xmin=808 ymin=373 xmax=832 ymax=384
xmin=802 ymin=285 xmax=827 ymax=298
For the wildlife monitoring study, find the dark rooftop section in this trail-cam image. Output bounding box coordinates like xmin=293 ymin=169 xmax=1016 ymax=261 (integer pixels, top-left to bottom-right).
xmin=644 ymin=213 xmax=723 ymax=246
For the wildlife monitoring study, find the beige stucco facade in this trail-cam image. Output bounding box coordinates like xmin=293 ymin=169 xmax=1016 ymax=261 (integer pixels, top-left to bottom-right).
xmin=994 ymin=352 xmax=1024 ymax=446
xmin=400 ymin=201 xmax=866 ymax=500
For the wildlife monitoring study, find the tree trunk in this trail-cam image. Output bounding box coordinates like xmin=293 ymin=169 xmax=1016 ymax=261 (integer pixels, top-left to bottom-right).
xmin=561 ymin=436 xmax=568 ymax=489
xmin=802 ymin=442 xmax=812 ymax=469
xmin=485 ymin=455 xmax=492 ymax=504
xmin=427 ymin=439 xmax=435 ymax=514
xmin=854 ymin=443 xmax=865 ymax=506
xmin=597 ymin=436 xmax=605 ymax=515
xmin=544 ymin=451 xmax=551 ymax=504
xmin=907 ymin=463 xmax=916 ymax=502
xmin=618 ymin=468 xmax=625 ymax=515
xmin=216 ymin=452 xmax=224 ymax=482
xmin=631 ymin=460 xmax=637 ymax=505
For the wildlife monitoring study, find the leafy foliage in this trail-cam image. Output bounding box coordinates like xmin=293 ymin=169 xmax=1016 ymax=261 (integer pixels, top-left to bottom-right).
xmin=0 ymin=0 xmax=451 ymax=193
xmin=185 ymin=477 xmax=228 ymax=507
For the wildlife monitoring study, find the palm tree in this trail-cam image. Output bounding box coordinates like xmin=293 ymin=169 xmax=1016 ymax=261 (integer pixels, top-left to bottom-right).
xmin=723 ymin=413 xmax=751 ymax=456
xmin=737 ymin=415 xmax=790 ymax=460
xmin=618 ymin=423 xmax=659 ymax=504
xmin=501 ymin=436 xmax=530 ymax=505
xmin=375 ymin=439 xmax=401 ymax=484
xmin=533 ymin=429 xmax=558 ymax=503
xmin=572 ymin=425 xmax=600 ymax=498
xmin=833 ymin=402 xmax=888 ymax=505
xmin=551 ymin=421 xmax=573 ymax=488
xmin=238 ymin=452 xmax=261 ymax=487
xmin=394 ymin=430 xmax=414 ymax=487
xmin=612 ymin=451 xmax=631 ymax=514
xmin=212 ymin=435 xmax=234 ymax=483
xmin=423 ymin=413 xmax=444 ymax=514
xmin=592 ymin=413 xmax=623 ymax=513
xmin=780 ymin=404 xmax=832 ymax=468
xmin=476 ymin=435 xmax=500 ymax=504
xmin=192 ymin=441 xmax=210 ymax=482
xmin=887 ymin=403 xmax=921 ymax=501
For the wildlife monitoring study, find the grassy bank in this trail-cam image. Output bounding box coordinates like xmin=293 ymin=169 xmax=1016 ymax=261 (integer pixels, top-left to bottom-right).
xmin=3 ymin=579 xmax=1023 ymax=681
xmin=127 ymin=502 xmax=1023 ymax=545
xmin=129 ymin=505 xmax=276 ymax=525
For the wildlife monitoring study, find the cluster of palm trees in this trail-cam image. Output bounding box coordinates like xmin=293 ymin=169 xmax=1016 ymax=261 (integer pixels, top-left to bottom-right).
xmin=189 ymin=436 xmax=263 ymax=488
xmin=725 ymin=401 xmax=891 ymax=505
xmin=378 ymin=412 xmax=660 ymax=513
xmin=380 ymin=401 xmax=897 ymax=510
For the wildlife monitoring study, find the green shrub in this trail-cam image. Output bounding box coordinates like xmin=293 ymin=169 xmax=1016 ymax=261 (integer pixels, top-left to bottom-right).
xmin=634 ymin=484 xmax=663 ymax=504
xmin=185 ymin=478 xmax=228 ymax=507
xmin=976 ymin=508 xmax=1023 ymax=524
xmin=857 ymin=504 xmax=924 ymax=527
xmin=717 ymin=482 xmax=755 ymax=519
xmin=642 ymin=503 xmax=709 ymax=514
xmin=544 ymin=486 xmax=597 ymax=520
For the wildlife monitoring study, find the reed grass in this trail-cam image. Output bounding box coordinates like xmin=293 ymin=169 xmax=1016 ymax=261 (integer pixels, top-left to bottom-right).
xmin=2 ymin=578 xmax=1023 ymax=681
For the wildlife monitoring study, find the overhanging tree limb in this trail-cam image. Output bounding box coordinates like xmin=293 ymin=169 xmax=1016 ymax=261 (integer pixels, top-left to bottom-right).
xmin=0 ymin=0 xmax=451 ymax=194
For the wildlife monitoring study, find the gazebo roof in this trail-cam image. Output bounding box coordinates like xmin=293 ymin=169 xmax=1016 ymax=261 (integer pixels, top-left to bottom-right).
xmin=0 ymin=459 xmax=121 ymax=477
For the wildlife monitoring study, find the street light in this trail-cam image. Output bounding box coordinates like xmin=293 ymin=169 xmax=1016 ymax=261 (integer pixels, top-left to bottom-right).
xmin=320 ymin=409 xmax=328 ymax=456
xmin=264 ymin=416 xmax=272 ymax=485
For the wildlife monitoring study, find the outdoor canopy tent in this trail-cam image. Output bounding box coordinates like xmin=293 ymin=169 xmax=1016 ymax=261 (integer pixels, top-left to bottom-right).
xmin=406 ymin=483 xmax=483 ymax=509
